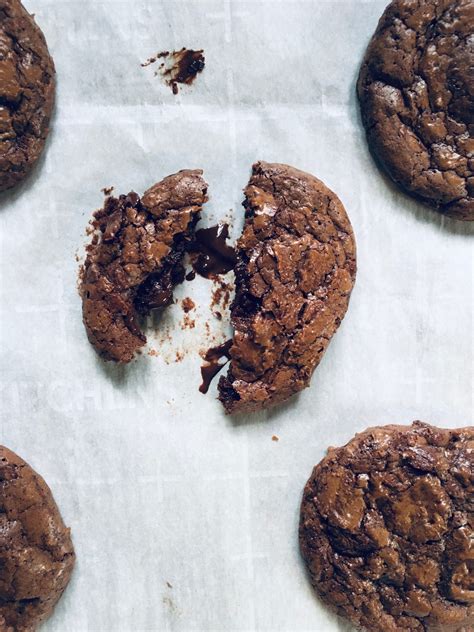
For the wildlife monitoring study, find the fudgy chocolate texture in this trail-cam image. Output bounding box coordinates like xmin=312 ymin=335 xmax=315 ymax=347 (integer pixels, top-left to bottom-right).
xmin=218 ymin=162 xmax=356 ymax=414
xmin=300 ymin=422 xmax=474 ymax=632
xmin=0 ymin=446 xmax=75 ymax=631
xmin=0 ymin=0 xmax=55 ymax=192
xmin=80 ymin=170 xmax=208 ymax=363
xmin=357 ymin=0 xmax=474 ymax=220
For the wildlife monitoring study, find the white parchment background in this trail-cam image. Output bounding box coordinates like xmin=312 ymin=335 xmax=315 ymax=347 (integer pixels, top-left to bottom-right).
xmin=0 ymin=1 xmax=473 ymax=630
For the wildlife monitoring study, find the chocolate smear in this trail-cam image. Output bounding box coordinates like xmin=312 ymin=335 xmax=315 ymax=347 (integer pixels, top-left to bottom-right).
xmin=199 ymin=339 xmax=232 ymax=394
xmin=142 ymin=48 xmax=205 ymax=94
xmin=190 ymin=223 xmax=237 ymax=278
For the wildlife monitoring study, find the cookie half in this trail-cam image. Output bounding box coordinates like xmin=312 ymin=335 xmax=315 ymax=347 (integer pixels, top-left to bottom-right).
xmin=0 ymin=446 xmax=75 ymax=631
xmin=357 ymin=0 xmax=473 ymax=220
xmin=80 ymin=170 xmax=208 ymax=362
xmin=0 ymin=0 xmax=56 ymax=192
xmin=218 ymin=161 xmax=356 ymax=414
xmin=300 ymin=421 xmax=474 ymax=632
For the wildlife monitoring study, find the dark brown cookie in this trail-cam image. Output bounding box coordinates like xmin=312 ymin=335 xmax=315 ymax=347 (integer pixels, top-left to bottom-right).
xmin=218 ymin=162 xmax=356 ymax=414
xmin=0 ymin=0 xmax=55 ymax=192
xmin=0 ymin=446 xmax=75 ymax=631
xmin=80 ymin=170 xmax=208 ymax=363
xmin=300 ymin=421 xmax=474 ymax=632
xmin=357 ymin=0 xmax=474 ymax=220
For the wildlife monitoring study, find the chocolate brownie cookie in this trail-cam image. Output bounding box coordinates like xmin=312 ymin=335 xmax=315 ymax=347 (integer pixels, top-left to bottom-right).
xmin=218 ymin=162 xmax=356 ymax=414
xmin=0 ymin=446 xmax=75 ymax=631
xmin=357 ymin=0 xmax=474 ymax=220
xmin=300 ymin=421 xmax=474 ymax=632
xmin=80 ymin=170 xmax=208 ymax=363
xmin=0 ymin=0 xmax=55 ymax=192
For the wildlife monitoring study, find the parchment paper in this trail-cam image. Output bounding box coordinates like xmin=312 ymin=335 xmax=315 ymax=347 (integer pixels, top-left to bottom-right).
xmin=0 ymin=1 xmax=473 ymax=630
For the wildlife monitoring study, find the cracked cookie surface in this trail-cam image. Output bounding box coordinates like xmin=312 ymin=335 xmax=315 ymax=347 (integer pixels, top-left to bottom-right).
xmin=357 ymin=0 xmax=474 ymax=220
xmin=0 ymin=446 xmax=75 ymax=632
xmin=299 ymin=421 xmax=474 ymax=632
xmin=0 ymin=0 xmax=55 ymax=192
xmin=218 ymin=162 xmax=356 ymax=414
xmin=80 ymin=170 xmax=208 ymax=363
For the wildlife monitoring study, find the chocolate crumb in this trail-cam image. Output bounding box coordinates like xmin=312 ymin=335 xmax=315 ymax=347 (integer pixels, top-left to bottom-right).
xmin=272 ymin=435 xmax=279 ymax=442
xmin=141 ymin=51 xmax=168 ymax=67
xmin=101 ymin=186 xmax=114 ymax=196
xmin=141 ymin=55 xmax=157 ymax=67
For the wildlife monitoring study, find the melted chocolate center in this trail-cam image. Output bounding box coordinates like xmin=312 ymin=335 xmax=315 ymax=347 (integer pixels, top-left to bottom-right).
xmin=199 ymin=340 xmax=232 ymax=394
xmin=191 ymin=223 xmax=237 ymax=278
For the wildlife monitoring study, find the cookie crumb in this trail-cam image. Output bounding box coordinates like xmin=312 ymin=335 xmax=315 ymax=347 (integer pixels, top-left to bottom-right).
xmin=182 ymin=297 xmax=195 ymax=313
xmin=181 ymin=313 xmax=195 ymax=330
xmin=211 ymin=280 xmax=233 ymax=311
xmin=272 ymin=435 xmax=279 ymax=442
xmin=141 ymin=54 xmax=159 ymax=67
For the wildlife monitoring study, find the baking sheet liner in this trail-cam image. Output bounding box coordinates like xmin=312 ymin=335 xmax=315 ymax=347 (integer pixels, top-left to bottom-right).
xmin=0 ymin=1 xmax=473 ymax=630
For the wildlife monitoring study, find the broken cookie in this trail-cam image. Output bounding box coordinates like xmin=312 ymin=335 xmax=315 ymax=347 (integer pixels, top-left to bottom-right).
xmin=299 ymin=421 xmax=474 ymax=631
xmin=218 ymin=161 xmax=356 ymax=414
xmin=0 ymin=0 xmax=56 ymax=192
xmin=0 ymin=445 xmax=75 ymax=631
xmin=80 ymin=170 xmax=208 ymax=363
